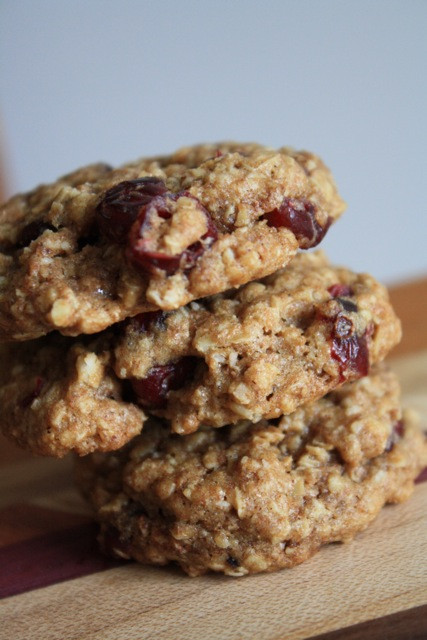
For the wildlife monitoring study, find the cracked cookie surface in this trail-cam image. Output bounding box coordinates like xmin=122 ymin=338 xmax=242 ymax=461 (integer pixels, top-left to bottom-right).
xmin=0 ymin=143 xmax=345 ymax=340
xmin=75 ymin=368 xmax=427 ymax=576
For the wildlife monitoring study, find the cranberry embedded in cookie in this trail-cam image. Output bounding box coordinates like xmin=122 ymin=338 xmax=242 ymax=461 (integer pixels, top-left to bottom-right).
xmin=131 ymin=357 xmax=199 ymax=409
xmin=0 ymin=142 xmax=346 ymax=340
xmin=126 ymin=192 xmax=218 ymax=275
xmin=95 ymin=177 xmax=168 ymax=243
xmin=318 ymin=300 xmax=370 ymax=383
xmin=328 ymin=283 xmax=354 ymax=298
xmin=262 ymin=197 xmax=331 ymax=248
xmin=113 ymin=252 xmax=401 ymax=434
xmin=0 ymin=253 xmax=401 ymax=455
xmin=384 ymin=420 xmax=405 ymax=453
xmin=131 ymin=310 xmax=167 ymax=332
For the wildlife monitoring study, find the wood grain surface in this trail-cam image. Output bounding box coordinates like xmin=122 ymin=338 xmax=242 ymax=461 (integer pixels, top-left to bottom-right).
xmin=389 ymin=276 xmax=427 ymax=357
xmin=0 ymin=277 xmax=426 ymax=640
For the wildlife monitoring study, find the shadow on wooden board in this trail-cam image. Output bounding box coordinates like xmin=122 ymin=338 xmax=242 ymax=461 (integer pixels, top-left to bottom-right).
xmin=311 ymin=603 xmax=427 ymax=640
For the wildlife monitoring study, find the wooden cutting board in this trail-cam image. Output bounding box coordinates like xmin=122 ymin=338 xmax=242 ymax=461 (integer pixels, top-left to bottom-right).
xmin=1 ymin=278 xmax=426 ymax=640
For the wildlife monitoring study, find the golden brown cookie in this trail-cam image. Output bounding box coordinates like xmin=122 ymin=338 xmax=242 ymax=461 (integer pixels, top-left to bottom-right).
xmin=0 ymin=254 xmax=400 ymax=455
xmin=75 ymin=368 xmax=427 ymax=576
xmin=115 ymin=252 xmax=401 ymax=433
xmin=0 ymin=143 xmax=345 ymax=340
xmin=0 ymin=334 xmax=146 ymax=457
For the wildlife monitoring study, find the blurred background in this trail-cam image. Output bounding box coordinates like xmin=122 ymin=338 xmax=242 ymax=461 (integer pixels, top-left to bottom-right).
xmin=1 ymin=0 xmax=426 ymax=285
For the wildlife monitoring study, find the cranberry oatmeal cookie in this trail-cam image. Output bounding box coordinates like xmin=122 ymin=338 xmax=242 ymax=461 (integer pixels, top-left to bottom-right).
xmin=116 ymin=252 xmax=401 ymax=433
xmin=0 ymin=253 xmax=400 ymax=455
xmin=75 ymin=368 xmax=427 ymax=576
xmin=0 ymin=334 xmax=146 ymax=457
xmin=0 ymin=143 xmax=345 ymax=340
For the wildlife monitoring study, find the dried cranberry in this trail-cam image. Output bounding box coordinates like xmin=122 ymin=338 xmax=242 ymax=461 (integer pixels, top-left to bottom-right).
xmin=21 ymin=376 xmax=45 ymax=408
xmin=331 ymin=329 xmax=369 ymax=383
xmin=320 ymin=307 xmax=370 ymax=383
xmin=328 ymin=284 xmax=354 ymax=298
xmin=131 ymin=310 xmax=167 ymax=333
xmin=16 ymin=221 xmax=56 ymax=248
xmin=262 ymin=198 xmax=331 ymax=249
xmin=132 ymin=356 xmax=198 ymax=409
xmin=384 ymin=420 xmax=405 ymax=453
xmin=415 ymin=467 xmax=427 ymax=484
xmin=96 ymin=178 xmax=168 ymax=243
xmin=127 ymin=192 xmax=218 ymax=275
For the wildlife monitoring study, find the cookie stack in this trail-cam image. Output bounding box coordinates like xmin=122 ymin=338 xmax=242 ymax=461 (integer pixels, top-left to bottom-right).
xmin=1 ymin=143 xmax=425 ymax=576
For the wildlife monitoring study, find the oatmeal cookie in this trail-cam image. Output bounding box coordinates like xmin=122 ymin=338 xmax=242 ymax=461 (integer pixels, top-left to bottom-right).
xmin=0 ymin=143 xmax=345 ymax=340
xmin=0 ymin=334 xmax=146 ymax=457
xmin=0 ymin=254 xmax=400 ymax=452
xmin=75 ymin=368 xmax=427 ymax=576
xmin=115 ymin=252 xmax=401 ymax=433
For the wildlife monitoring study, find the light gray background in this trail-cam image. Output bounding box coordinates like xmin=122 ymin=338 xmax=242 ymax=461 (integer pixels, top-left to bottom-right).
xmin=1 ymin=0 xmax=426 ymax=284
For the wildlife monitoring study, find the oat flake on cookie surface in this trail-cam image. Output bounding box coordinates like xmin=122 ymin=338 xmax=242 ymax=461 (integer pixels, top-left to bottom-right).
xmin=0 ymin=142 xmax=345 ymax=340
xmin=75 ymin=367 xmax=427 ymax=576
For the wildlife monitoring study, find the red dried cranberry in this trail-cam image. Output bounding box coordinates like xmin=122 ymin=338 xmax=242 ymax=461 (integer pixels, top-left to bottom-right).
xmin=384 ymin=420 xmax=405 ymax=453
xmin=320 ymin=308 xmax=370 ymax=383
xmin=128 ymin=247 xmax=181 ymax=275
xmin=331 ymin=329 xmax=369 ymax=383
xmin=16 ymin=221 xmax=56 ymax=248
xmin=415 ymin=467 xmax=427 ymax=484
xmin=132 ymin=356 xmax=198 ymax=409
xmin=21 ymin=376 xmax=45 ymax=408
xmin=365 ymin=323 xmax=375 ymax=339
xmin=96 ymin=178 xmax=167 ymax=243
xmin=262 ymin=198 xmax=331 ymax=249
xmin=328 ymin=284 xmax=354 ymax=298
xmin=127 ymin=192 xmax=218 ymax=275
xmin=131 ymin=310 xmax=167 ymax=333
